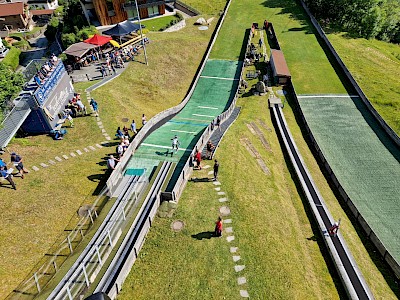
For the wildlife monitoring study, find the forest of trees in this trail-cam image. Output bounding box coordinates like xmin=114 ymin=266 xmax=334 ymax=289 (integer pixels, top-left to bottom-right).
xmin=304 ymin=0 xmax=400 ymax=42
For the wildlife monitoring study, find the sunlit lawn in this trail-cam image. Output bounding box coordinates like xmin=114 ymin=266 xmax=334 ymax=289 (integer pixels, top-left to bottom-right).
xmin=0 ymin=18 xmax=215 ymax=298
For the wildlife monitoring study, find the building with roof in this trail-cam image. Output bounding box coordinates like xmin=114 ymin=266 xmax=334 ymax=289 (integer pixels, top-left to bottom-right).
xmin=81 ymin=0 xmax=175 ymax=26
xmin=0 ymin=2 xmax=32 ymax=31
xmin=270 ymin=49 xmax=291 ymax=85
xmin=27 ymin=0 xmax=58 ymax=10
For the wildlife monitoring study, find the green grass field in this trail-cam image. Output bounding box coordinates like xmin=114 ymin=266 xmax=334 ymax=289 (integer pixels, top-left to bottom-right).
xmin=327 ymin=33 xmax=400 ymax=134
xmin=0 ymin=19 xmax=215 ymax=298
xmin=1 ymin=0 xmax=400 ymax=298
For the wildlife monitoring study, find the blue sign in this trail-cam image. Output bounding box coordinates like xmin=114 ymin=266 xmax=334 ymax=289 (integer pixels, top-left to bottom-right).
xmin=34 ymin=62 xmax=66 ymax=106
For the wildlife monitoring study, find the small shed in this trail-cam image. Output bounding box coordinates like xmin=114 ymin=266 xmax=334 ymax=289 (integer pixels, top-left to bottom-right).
xmin=270 ymin=49 xmax=291 ymax=85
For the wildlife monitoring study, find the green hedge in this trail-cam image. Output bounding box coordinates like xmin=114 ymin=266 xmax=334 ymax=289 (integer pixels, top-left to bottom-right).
xmin=2 ymin=47 xmax=21 ymax=70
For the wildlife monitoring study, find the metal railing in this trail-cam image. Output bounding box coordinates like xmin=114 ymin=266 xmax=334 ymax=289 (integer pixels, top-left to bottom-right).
xmin=48 ymin=174 xmax=149 ymax=300
xmin=7 ymin=187 xmax=112 ymax=299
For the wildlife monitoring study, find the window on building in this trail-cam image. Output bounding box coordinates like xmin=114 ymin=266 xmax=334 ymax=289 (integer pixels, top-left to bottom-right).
xmin=106 ymin=0 xmax=115 ymax=17
xmin=148 ymin=5 xmax=159 ymax=17
xmin=126 ymin=8 xmax=138 ymax=20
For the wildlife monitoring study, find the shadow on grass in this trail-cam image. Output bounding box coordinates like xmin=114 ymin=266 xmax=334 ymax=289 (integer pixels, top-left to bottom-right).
xmin=262 ymin=0 xmax=315 ymax=35
xmin=281 ymin=90 xmax=400 ymax=297
xmin=191 ymin=231 xmax=214 ymax=240
xmin=190 ymin=177 xmax=212 ymax=183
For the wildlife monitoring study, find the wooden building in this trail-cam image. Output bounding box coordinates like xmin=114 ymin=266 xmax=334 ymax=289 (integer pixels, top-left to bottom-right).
xmin=92 ymin=0 xmax=171 ymax=26
xmin=0 ymin=2 xmax=32 ymax=31
xmin=270 ymin=49 xmax=291 ymax=85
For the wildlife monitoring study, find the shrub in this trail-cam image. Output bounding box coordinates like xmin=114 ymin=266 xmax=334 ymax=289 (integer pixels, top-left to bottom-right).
xmin=61 ymin=33 xmax=77 ymax=48
xmin=2 ymin=47 xmax=21 ymax=70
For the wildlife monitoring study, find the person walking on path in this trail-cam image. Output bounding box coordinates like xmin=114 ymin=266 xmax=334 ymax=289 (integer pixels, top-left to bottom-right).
xmin=0 ymin=166 xmax=16 ymax=190
xmin=216 ymin=115 xmax=221 ymax=131
xmin=213 ymin=159 xmax=219 ymax=181
xmin=130 ymin=119 xmax=137 ymax=134
xmin=142 ymin=114 xmax=147 ymax=126
xmin=10 ymin=152 xmax=29 ymax=179
xmin=171 ymin=135 xmax=180 ymax=155
xmin=215 ymin=216 xmax=223 ymax=237
xmin=90 ymin=98 xmax=99 ymax=117
xmin=206 ymin=141 xmax=215 ymax=159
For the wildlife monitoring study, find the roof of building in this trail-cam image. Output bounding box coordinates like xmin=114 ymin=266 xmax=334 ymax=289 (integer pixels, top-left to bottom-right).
xmin=31 ymin=9 xmax=54 ymax=15
xmin=270 ymin=49 xmax=291 ymax=77
xmin=0 ymin=2 xmax=25 ymax=17
xmin=63 ymin=41 xmax=97 ymax=58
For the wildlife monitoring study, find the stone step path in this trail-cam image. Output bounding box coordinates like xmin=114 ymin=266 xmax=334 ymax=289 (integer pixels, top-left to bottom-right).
xmin=85 ymin=90 xmax=112 ymax=141
xmin=29 ymin=143 xmax=107 ymax=173
xmin=209 ymin=176 xmax=250 ymax=298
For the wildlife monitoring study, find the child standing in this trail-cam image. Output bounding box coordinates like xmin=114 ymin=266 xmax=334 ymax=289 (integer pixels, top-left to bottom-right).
xmin=215 ymin=216 xmax=223 ymax=237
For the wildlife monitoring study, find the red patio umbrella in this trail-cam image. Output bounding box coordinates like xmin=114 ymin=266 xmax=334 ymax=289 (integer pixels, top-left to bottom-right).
xmin=84 ymin=34 xmax=112 ymax=46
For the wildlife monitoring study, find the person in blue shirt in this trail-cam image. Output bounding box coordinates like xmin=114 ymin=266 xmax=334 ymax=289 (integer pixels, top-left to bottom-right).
xmin=90 ymin=98 xmax=99 ymax=117
xmin=0 ymin=166 xmax=16 ymax=190
xmin=0 ymin=158 xmax=6 ymax=170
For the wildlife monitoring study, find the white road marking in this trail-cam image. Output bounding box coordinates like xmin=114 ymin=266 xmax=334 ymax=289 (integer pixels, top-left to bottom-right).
xmin=192 ymin=113 xmax=215 ymax=118
xmin=200 ymin=75 xmax=240 ymax=81
xmin=198 ymin=106 xmax=219 ymax=110
xmin=297 ymin=95 xmax=360 ymax=98
xmin=141 ymin=143 xmax=192 ymax=152
xmin=171 ymin=129 xmax=197 ymax=134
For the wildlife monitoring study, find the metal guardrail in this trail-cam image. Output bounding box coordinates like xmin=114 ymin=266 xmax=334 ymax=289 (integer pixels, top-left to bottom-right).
xmin=8 ymin=187 xmax=110 ymax=299
xmin=48 ymin=174 xmax=149 ymax=300
xmin=94 ymin=161 xmax=173 ymax=299
xmin=272 ymin=104 xmax=374 ymax=299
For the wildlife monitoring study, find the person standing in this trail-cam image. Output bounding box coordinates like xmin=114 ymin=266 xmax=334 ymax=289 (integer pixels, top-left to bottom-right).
xmin=216 ymin=115 xmax=221 ymax=131
xmin=215 ymin=216 xmax=223 ymax=237
xmin=213 ymin=159 xmax=219 ymax=181
xmin=195 ymin=150 xmax=202 ymax=170
xmin=206 ymin=141 xmax=215 ymax=159
xmin=0 ymin=166 xmax=16 ymax=190
xmin=130 ymin=119 xmax=137 ymax=134
xmin=259 ymin=38 xmax=263 ymax=48
xmin=10 ymin=152 xmax=29 ymax=179
xmin=90 ymin=98 xmax=99 ymax=117
xmin=171 ymin=135 xmax=180 ymax=155
xmin=107 ymin=155 xmax=120 ymax=171
xmin=142 ymin=114 xmax=147 ymax=126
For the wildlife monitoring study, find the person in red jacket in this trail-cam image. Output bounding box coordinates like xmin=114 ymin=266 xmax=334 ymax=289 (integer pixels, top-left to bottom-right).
xmin=215 ymin=216 xmax=223 ymax=237
xmin=195 ymin=150 xmax=202 ymax=170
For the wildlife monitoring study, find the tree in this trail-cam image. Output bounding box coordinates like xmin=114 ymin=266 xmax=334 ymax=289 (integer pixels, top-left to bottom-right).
xmin=0 ymin=63 xmax=25 ymax=108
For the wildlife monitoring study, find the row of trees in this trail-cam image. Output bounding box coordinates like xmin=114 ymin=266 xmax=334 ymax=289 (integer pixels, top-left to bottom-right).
xmin=45 ymin=0 xmax=97 ymax=49
xmin=304 ymin=0 xmax=400 ymax=42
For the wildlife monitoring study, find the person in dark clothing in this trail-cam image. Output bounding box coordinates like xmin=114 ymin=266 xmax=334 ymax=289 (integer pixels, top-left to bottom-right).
xmin=216 ymin=115 xmax=221 ymax=131
xmin=10 ymin=152 xmax=28 ymax=179
xmin=215 ymin=216 xmax=223 ymax=237
xmin=213 ymin=159 xmax=219 ymax=181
